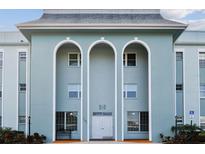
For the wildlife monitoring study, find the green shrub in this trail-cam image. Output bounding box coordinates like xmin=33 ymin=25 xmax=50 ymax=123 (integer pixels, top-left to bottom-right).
xmin=0 ymin=127 xmax=46 ymax=144
xmin=160 ymin=124 xmax=205 ymax=144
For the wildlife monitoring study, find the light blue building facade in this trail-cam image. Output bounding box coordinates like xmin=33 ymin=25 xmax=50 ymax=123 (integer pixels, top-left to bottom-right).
xmin=0 ymin=9 xmax=205 ymax=143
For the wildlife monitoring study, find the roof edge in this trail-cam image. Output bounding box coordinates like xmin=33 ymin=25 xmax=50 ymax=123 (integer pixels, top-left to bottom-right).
xmin=43 ymin=9 xmax=160 ymax=14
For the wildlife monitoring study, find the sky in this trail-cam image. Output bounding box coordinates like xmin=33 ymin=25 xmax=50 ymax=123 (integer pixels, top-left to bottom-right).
xmin=0 ymin=9 xmax=205 ymax=31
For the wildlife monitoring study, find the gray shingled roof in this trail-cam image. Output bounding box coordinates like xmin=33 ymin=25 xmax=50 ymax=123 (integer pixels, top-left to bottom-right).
xmin=17 ymin=10 xmax=187 ymax=28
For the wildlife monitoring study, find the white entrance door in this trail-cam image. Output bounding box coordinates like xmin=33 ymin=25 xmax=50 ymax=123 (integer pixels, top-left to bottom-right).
xmin=92 ymin=115 xmax=113 ymax=139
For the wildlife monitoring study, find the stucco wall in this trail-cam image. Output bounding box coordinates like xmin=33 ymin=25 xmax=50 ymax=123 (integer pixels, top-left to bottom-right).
xmin=30 ymin=32 xmax=175 ymax=142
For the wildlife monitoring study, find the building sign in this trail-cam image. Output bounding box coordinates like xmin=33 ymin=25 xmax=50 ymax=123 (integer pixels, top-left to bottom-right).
xmin=189 ymin=110 xmax=195 ymax=119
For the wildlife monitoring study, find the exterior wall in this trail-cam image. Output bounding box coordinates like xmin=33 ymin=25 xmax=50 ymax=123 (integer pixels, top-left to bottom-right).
xmin=174 ymin=44 xmax=202 ymax=125
xmin=30 ymin=32 xmax=175 ymax=142
xmin=0 ymin=51 xmax=3 ymax=127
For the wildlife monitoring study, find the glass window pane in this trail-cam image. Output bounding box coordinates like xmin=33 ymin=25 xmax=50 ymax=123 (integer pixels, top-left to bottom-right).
xmin=176 ymin=52 xmax=183 ymax=61
xmin=127 ymin=91 xmax=136 ymax=98
xmin=140 ymin=112 xmax=149 ymax=131
xmin=127 ymin=54 xmax=136 ymax=66
xmin=176 ymin=84 xmax=183 ymax=91
xmin=69 ymin=92 xmax=78 ymax=98
xmin=69 ymin=60 xmax=78 ymax=66
xmin=19 ymin=52 xmax=26 ymax=61
xmin=127 ymin=111 xmax=139 ymax=132
xmin=69 ymin=54 xmax=78 ymax=59
xmin=19 ymin=116 xmax=26 ymax=124
xmin=199 ymin=53 xmax=205 ymax=60
xmin=19 ymin=83 xmax=26 ymax=92
xmin=200 ymin=85 xmax=205 ymax=91
xmin=66 ymin=112 xmax=77 ymax=131
xmin=56 ymin=112 xmax=64 ymax=131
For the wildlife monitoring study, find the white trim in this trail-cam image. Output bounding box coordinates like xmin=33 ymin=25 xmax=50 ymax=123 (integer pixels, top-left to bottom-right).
xmin=198 ymin=49 xmax=205 ymax=127
xmin=121 ymin=39 xmax=152 ymax=141
xmin=174 ymin=48 xmax=185 ymax=123
xmin=25 ymin=49 xmax=30 ymax=136
xmin=87 ymin=39 xmax=117 ymax=141
xmin=0 ymin=49 xmax=4 ymax=127
xmin=53 ymin=39 xmax=83 ymax=141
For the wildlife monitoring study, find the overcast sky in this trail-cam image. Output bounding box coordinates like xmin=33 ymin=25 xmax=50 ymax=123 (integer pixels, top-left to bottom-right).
xmin=0 ymin=9 xmax=205 ymax=31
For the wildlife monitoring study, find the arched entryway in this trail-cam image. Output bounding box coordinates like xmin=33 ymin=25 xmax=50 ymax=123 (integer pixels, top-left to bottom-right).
xmin=53 ymin=40 xmax=83 ymax=141
xmin=87 ymin=40 xmax=117 ymax=141
xmin=122 ymin=40 xmax=151 ymax=141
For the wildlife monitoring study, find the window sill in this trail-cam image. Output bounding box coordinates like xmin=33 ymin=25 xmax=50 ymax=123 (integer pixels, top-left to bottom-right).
xmin=124 ymin=98 xmax=137 ymax=100
xmin=68 ymin=98 xmax=81 ymax=100
xmin=67 ymin=66 xmax=81 ymax=68
xmin=123 ymin=66 xmax=137 ymax=68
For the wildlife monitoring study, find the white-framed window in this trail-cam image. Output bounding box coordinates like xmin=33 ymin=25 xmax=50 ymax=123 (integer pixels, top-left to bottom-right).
xmin=124 ymin=84 xmax=137 ymax=99
xmin=200 ymin=53 xmax=205 ymax=68
xmin=68 ymin=84 xmax=81 ymax=99
xmin=18 ymin=116 xmax=26 ymax=124
xmin=123 ymin=52 xmax=137 ymax=67
xmin=68 ymin=53 xmax=81 ymax=67
xmin=0 ymin=52 xmax=3 ymax=70
xmin=200 ymin=84 xmax=205 ymax=98
xmin=127 ymin=111 xmax=148 ymax=132
xmin=19 ymin=83 xmax=26 ymax=92
xmin=200 ymin=116 xmax=205 ymax=130
xmin=19 ymin=52 xmax=27 ymax=61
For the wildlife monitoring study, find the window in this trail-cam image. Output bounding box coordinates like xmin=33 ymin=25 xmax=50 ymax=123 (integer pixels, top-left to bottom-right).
xmin=176 ymin=84 xmax=183 ymax=91
xmin=127 ymin=111 xmax=139 ymax=131
xmin=0 ymin=52 xmax=3 ymax=69
xmin=56 ymin=112 xmax=64 ymax=131
xmin=127 ymin=111 xmax=149 ymax=132
xmin=19 ymin=116 xmax=26 ymax=124
xmin=124 ymin=84 xmax=137 ymax=98
xmin=200 ymin=116 xmax=205 ymax=130
xmin=123 ymin=53 xmax=137 ymax=66
xmin=68 ymin=84 xmax=81 ymax=99
xmin=140 ymin=112 xmax=149 ymax=131
xmin=19 ymin=83 xmax=26 ymax=92
xmin=56 ymin=112 xmax=78 ymax=132
xmin=200 ymin=53 xmax=205 ymax=68
xmin=68 ymin=53 xmax=81 ymax=67
xmin=200 ymin=84 xmax=205 ymax=98
xmin=66 ymin=112 xmax=78 ymax=131
xmin=176 ymin=52 xmax=183 ymax=61
xmin=19 ymin=52 xmax=26 ymax=61
xmin=0 ymin=91 xmax=2 ymax=98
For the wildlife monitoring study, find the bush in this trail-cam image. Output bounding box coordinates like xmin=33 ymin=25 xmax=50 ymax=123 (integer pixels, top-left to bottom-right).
xmin=160 ymin=124 xmax=205 ymax=144
xmin=0 ymin=127 xmax=46 ymax=144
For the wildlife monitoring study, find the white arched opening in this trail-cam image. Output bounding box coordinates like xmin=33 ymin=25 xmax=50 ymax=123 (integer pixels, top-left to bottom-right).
xmin=121 ymin=39 xmax=152 ymax=141
xmin=53 ymin=39 xmax=83 ymax=141
xmin=87 ymin=39 xmax=117 ymax=141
